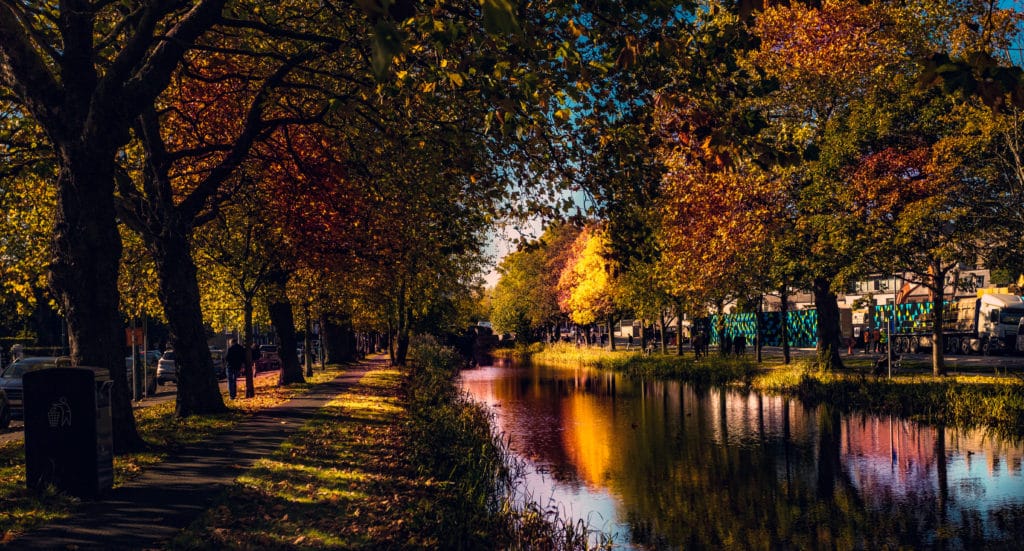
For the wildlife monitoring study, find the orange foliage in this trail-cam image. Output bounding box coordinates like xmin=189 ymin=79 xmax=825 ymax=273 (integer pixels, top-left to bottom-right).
xmin=161 ymin=52 xmax=269 ymax=200
xmin=750 ymin=0 xmax=906 ymax=100
xmin=556 ymin=224 xmax=620 ymax=325
xmin=846 ymin=146 xmax=952 ymax=224
xmin=654 ymin=92 xmax=784 ymax=298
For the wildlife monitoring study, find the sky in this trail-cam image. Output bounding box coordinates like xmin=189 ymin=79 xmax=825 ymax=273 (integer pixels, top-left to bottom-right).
xmin=483 ymin=217 xmax=544 ymax=288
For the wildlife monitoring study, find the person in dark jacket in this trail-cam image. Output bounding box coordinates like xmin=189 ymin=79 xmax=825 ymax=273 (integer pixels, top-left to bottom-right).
xmin=225 ymin=339 xmax=246 ymax=399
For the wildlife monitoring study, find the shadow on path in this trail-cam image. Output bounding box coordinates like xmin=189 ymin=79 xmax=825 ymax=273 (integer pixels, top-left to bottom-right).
xmin=9 ymin=356 xmax=388 ymax=550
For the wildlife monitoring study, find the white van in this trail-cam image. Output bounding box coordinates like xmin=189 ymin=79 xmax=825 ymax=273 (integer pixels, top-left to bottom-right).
xmin=1018 ymin=318 xmax=1024 ymax=354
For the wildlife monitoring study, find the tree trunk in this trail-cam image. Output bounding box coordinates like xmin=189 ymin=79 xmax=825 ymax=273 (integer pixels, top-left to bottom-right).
xmin=386 ymin=320 xmax=395 ymax=363
xmin=756 ymin=295 xmax=764 ymax=364
xmin=150 ymin=227 xmax=226 ymax=417
xmin=715 ymin=302 xmax=728 ymax=357
xmin=266 ymin=271 xmax=303 ymax=385
xmin=395 ymin=328 xmax=410 ymax=365
xmin=602 ymin=315 xmax=610 ymax=350
xmin=323 ymin=313 xmax=354 ymax=364
xmin=675 ymin=299 xmax=684 ymax=356
xmin=929 ymin=262 xmax=947 ymax=377
xmin=393 ymin=281 xmax=411 ymax=365
xmin=780 ymin=286 xmax=791 ymax=365
xmin=658 ymin=312 xmax=667 ymax=354
xmin=303 ymin=302 xmax=313 ymax=376
xmin=812 ymin=276 xmax=844 ymax=371
xmin=639 ymin=319 xmax=647 ymax=350
xmin=243 ymin=297 xmax=255 ymax=398
xmin=50 ymin=154 xmax=145 ymax=452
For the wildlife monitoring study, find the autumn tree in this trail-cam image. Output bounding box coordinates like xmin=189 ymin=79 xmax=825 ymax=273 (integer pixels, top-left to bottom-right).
xmin=491 ymin=223 xmax=580 ymax=341
xmin=0 ymin=0 xmax=248 ymax=450
xmin=643 ymin=4 xmax=789 ymax=360
xmin=491 ymin=249 xmax=550 ymax=341
xmin=756 ymin=0 xmax=1018 ymax=375
xmin=838 ymin=0 xmax=1022 ymax=374
xmin=845 ymin=118 xmax=993 ymax=375
xmin=557 ymin=223 xmax=623 ymax=344
xmin=193 ymin=185 xmax=281 ymax=396
xmin=740 ymin=0 xmax=922 ymax=369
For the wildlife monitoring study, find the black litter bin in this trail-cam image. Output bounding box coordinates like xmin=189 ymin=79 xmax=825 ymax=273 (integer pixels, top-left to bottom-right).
xmin=22 ymin=366 xmax=113 ymax=499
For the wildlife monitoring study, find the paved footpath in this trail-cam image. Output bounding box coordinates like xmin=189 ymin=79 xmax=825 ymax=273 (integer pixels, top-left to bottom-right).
xmin=9 ymin=356 xmax=383 ymax=550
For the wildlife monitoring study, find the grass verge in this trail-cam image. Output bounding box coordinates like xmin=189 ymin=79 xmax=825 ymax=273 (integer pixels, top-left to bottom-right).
xmin=404 ymin=342 xmax=610 ymax=549
xmin=170 ymin=344 xmax=610 ymax=550
xmin=0 ymin=365 xmax=345 ymax=543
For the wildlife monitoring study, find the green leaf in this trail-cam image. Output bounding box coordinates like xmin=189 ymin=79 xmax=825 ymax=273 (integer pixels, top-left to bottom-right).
xmin=371 ymin=21 xmax=405 ymax=80
xmin=481 ymin=0 xmax=520 ymax=35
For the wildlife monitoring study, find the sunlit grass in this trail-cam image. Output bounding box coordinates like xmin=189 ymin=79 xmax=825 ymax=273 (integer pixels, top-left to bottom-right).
xmin=172 ymin=348 xmax=611 ymax=550
xmin=169 ymin=368 xmax=432 ymax=550
xmin=0 ymin=364 xmax=350 ymax=541
xmin=530 ymin=341 xmax=757 ymax=384
xmin=237 ymin=459 xmax=372 ymax=504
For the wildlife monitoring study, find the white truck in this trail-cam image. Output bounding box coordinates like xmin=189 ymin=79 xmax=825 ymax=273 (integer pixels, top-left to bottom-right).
xmin=891 ymin=293 xmax=1024 ymax=355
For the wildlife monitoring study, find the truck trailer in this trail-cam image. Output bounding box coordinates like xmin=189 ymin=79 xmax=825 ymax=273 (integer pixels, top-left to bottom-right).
xmin=888 ymin=293 xmax=1024 ymax=355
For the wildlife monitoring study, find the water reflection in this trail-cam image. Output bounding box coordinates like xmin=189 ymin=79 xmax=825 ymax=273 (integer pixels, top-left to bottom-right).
xmin=460 ymin=362 xmax=1024 ymax=549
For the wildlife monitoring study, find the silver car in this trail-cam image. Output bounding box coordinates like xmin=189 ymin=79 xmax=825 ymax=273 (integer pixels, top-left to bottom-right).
xmin=156 ymin=350 xmax=177 ymax=385
xmin=125 ymin=351 xmax=160 ymax=395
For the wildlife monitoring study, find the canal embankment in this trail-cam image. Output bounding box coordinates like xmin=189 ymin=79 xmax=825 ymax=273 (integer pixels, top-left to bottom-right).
xmin=3 ymin=348 xmax=611 ymax=549
xmin=501 ymin=343 xmax=1024 ymax=439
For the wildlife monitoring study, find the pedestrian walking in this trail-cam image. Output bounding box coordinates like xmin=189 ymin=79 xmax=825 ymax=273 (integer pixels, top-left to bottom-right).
xmin=872 ymin=328 xmax=881 ymax=353
xmin=225 ymin=339 xmax=246 ymax=399
xmin=734 ymin=334 xmax=746 ymax=356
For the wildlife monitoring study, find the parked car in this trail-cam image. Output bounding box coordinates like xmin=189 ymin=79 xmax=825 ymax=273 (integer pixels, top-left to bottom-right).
xmin=156 ymin=350 xmax=177 ymax=385
xmin=0 ymin=356 xmax=71 ymax=418
xmin=209 ymin=347 xmax=225 ymax=380
xmin=255 ymin=344 xmax=281 ymax=372
xmin=0 ymin=389 xmax=10 ymax=429
xmin=124 ymin=350 xmax=159 ymax=395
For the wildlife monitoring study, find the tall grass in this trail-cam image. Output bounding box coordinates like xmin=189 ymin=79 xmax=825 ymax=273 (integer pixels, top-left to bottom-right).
xmin=405 ymin=339 xmax=612 ymax=550
xmin=526 ymin=341 xmax=757 ymax=385
xmin=754 ymin=362 xmax=1024 ymax=438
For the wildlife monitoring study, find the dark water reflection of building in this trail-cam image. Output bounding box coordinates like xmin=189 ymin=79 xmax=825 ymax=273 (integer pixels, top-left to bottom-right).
xmin=459 ymin=362 xmax=1024 ymax=550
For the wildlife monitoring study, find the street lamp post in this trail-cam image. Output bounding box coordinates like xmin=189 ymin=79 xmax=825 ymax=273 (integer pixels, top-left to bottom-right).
xmin=889 ymin=269 xmax=897 ymax=379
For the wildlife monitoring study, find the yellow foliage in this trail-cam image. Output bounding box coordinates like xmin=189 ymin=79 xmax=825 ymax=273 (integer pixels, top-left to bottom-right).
xmin=556 ymin=224 xmax=620 ymax=325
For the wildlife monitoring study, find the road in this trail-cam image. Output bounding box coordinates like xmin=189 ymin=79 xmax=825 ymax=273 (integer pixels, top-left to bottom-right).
xmin=609 ymin=338 xmax=1024 ymax=373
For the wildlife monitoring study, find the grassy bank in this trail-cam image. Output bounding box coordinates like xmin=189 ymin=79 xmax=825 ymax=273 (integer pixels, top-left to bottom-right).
xmin=522 ymin=342 xmax=757 ymax=385
xmin=510 ymin=343 xmax=1024 ymax=438
xmin=172 ymin=344 xmax=609 ymax=549
xmin=0 ymin=366 xmax=345 ymax=542
xmin=403 ymin=342 xmax=609 ymax=549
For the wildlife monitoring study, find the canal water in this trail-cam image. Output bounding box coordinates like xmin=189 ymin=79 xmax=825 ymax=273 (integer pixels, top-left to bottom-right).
xmin=459 ymin=359 xmax=1024 ymax=549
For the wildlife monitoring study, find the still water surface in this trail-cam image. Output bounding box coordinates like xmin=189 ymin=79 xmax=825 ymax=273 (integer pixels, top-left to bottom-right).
xmin=460 ymin=359 xmax=1024 ymax=549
